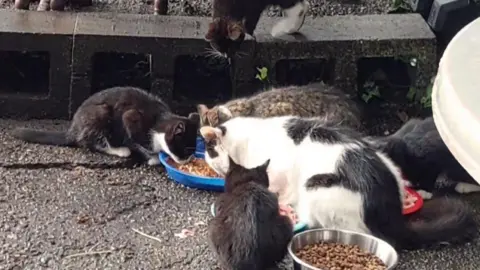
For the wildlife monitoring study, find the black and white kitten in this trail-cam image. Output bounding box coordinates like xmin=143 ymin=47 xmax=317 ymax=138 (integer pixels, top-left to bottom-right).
xmin=205 ymin=0 xmax=308 ymax=57
xmin=13 ymin=87 xmax=199 ymax=165
xmin=201 ymin=116 xmax=478 ymax=250
xmin=368 ymin=117 xmax=480 ymax=199
xmin=209 ymin=156 xmax=293 ymax=270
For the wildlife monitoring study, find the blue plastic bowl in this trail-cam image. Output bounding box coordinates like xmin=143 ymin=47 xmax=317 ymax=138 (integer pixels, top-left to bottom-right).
xmin=196 ymin=135 xmax=206 ymax=153
xmin=210 ymin=203 xmax=308 ymax=234
xmin=159 ymin=152 xmax=225 ymax=192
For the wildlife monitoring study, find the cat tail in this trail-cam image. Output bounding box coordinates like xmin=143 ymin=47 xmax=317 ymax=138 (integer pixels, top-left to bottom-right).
xmin=401 ymin=197 xmax=478 ymax=249
xmin=12 ymin=128 xmax=75 ymax=146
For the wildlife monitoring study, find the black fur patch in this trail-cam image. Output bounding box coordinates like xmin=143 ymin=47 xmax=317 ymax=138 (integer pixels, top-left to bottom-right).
xmin=305 ymin=173 xmax=341 ymax=189
xmin=285 ymin=118 xmax=346 ymax=145
xmin=206 ymin=140 xmax=219 ymax=158
xmin=336 ymin=147 xmax=405 ymax=247
xmin=218 ymin=125 xmax=227 ymax=136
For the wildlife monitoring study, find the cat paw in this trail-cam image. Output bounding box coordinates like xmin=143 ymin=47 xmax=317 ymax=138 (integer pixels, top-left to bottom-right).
xmin=271 ymin=21 xmax=290 ymax=37
xmin=147 ymin=157 xmax=161 ymax=166
xmin=108 ymin=147 xmax=131 ymax=158
xmin=454 ymin=182 xmax=480 ymax=194
xmin=416 ymin=190 xmax=433 ymax=200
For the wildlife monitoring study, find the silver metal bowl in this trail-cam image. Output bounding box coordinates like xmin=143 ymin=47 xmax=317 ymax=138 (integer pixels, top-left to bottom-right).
xmin=288 ymin=228 xmax=399 ymax=270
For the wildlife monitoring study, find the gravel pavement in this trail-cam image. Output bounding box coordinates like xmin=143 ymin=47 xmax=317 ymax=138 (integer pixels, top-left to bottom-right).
xmin=0 ymin=0 xmax=394 ymax=17
xmin=1 ymin=119 xmax=480 ymax=270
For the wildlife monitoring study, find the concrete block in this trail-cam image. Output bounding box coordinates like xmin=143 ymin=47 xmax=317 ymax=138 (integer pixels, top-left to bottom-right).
xmin=253 ymin=14 xmax=437 ymax=95
xmin=0 ymin=10 xmax=75 ymax=119
xmin=70 ymin=13 xmax=213 ymax=116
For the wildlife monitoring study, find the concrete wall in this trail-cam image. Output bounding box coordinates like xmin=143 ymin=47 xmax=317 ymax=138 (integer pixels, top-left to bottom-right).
xmin=0 ymin=10 xmax=437 ymax=119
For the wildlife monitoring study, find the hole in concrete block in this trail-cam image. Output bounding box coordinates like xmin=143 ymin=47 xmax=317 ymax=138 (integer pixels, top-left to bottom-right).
xmin=0 ymin=51 xmax=50 ymax=96
xmin=275 ymin=59 xmax=334 ymax=86
xmin=357 ymin=56 xmax=417 ymax=103
xmin=357 ymin=56 xmax=419 ymax=135
xmin=92 ymin=52 xmax=151 ymax=94
xmin=173 ymin=55 xmax=231 ymax=116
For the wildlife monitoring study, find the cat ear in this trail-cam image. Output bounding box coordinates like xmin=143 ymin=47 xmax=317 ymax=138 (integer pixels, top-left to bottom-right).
xmin=205 ymin=20 xmax=219 ymax=42
xmin=217 ymin=106 xmax=233 ymax=123
xmin=188 ymin=112 xmax=200 ymax=125
xmin=197 ymin=104 xmax=209 ymax=115
xmin=227 ymin=22 xmax=244 ymax=41
xmin=199 ymin=126 xmax=222 ymax=142
xmin=228 ymin=155 xmax=239 ymax=168
xmin=259 ymin=159 xmax=270 ymax=170
xmin=173 ymin=121 xmax=185 ymax=136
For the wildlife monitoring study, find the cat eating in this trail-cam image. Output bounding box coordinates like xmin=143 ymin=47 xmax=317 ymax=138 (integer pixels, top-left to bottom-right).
xmin=205 ymin=0 xmax=308 ymax=57
xmin=196 ymin=83 xmax=363 ymax=130
xmin=367 ymin=116 xmax=480 ymax=199
xmin=12 ymin=87 xmax=199 ymax=166
xmin=209 ymin=156 xmax=293 ymax=270
xmin=200 ymin=116 xmax=478 ymax=250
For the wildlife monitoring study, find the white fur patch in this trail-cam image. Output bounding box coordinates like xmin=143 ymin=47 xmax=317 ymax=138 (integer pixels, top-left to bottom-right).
xmin=151 ymin=132 xmax=187 ymax=164
xmin=455 ymin=182 xmax=480 ymax=194
xmin=297 ymin=185 xmax=369 ymax=233
xmin=147 ymin=156 xmax=161 ymax=166
xmin=102 ymin=146 xmax=131 ymax=158
xmin=271 ymin=1 xmax=308 ymax=37
xmin=417 ymin=190 xmax=433 ymax=200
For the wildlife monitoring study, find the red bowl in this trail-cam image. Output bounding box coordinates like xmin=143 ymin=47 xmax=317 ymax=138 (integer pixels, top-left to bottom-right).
xmin=402 ymin=187 xmax=424 ymax=215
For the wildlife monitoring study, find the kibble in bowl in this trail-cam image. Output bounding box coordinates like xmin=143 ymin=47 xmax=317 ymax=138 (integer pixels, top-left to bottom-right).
xmin=289 ymin=229 xmax=398 ymax=270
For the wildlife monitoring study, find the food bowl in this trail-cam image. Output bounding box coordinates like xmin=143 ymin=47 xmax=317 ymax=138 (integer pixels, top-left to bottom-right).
xmin=403 ymin=187 xmax=424 ymax=215
xmin=196 ymin=135 xmax=206 ymax=154
xmin=159 ymin=152 xmax=225 ymax=192
xmin=289 ymin=228 xmax=398 ymax=270
xmin=210 ymin=202 xmax=308 ymax=234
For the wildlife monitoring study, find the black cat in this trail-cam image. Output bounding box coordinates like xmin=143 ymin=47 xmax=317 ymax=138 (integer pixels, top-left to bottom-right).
xmin=205 ymin=0 xmax=308 ymax=57
xmin=209 ymin=156 xmax=293 ymax=270
xmin=13 ymin=86 xmax=199 ymax=165
xmin=369 ymin=117 xmax=480 ymax=198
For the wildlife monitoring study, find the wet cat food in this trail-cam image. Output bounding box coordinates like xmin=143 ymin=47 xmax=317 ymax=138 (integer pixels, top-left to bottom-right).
xmin=295 ymin=242 xmax=387 ymax=270
xmin=168 ymin=157 xmax=220 ymax=178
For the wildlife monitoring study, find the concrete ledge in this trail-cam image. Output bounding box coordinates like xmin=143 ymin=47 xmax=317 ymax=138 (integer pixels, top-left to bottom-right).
xmin=0 ymin=10 xmax=437 ymax=119
xmin=253 ymin=14 xmax=437 ymax=94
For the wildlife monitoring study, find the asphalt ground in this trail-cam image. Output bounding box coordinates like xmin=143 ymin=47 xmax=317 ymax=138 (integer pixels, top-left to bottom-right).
xmin=1 ymin=119 xmax=480 ymax=270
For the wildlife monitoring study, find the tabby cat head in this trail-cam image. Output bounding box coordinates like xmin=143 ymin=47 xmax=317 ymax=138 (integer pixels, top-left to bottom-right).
xmin=205 ymin=18 xmax=245 ymax=58
xmin=197 ymin=104 xmax=233 ymax=127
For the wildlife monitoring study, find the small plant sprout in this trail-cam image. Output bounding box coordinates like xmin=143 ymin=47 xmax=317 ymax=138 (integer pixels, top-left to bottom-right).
xmin=255 ymin=67 xmax=269 ymax=82
xmin=361 ymin=81 xmax=381 ymax=103
xmin=255 ymin=66 xmax=270 ymax=90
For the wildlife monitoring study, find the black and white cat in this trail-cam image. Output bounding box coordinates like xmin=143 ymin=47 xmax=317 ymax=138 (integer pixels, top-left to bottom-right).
xmin=200 ymin=116 xmax=478 ymax=250
xmin=367 ymin=117 xmax=480 ymax=199
xmin=13 ymin=87 xmax=199 ymax=165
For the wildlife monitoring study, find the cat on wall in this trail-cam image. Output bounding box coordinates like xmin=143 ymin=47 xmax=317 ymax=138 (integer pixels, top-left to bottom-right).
xmin=206 ymin=0 xmax=308 ymax=57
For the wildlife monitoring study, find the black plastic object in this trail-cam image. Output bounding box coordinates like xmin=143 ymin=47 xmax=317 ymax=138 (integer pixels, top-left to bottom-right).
xmin=407 ymin=0 xmax=435 ymax=18
xmin=427 ymin=0 xmax=479 ymax=50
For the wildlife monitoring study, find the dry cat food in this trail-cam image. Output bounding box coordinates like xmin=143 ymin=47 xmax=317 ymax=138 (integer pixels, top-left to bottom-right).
xmin=403 ymin=190 xmax=418 ymax=209
xmin=295 ymin=242 xmax=387 ymax=270
xmin=168 ymin=157 xmax=220 ymax=178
